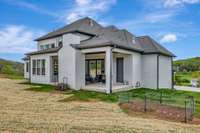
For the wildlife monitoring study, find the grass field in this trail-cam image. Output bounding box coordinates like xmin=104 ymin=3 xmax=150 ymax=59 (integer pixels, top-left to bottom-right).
xmin=24 ymin=82 xmax=200 ymax=116
xmin=0 ymin=78 xmax=200 ymax=132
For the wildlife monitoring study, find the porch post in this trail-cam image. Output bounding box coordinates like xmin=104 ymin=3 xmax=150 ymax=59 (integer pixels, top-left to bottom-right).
xmin=106 ymin=47 xmax=112 ymax=94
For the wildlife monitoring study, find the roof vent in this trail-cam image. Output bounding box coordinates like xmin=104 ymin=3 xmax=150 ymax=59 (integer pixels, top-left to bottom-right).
xmin=132 ymin=38 xmax=136 ymax=44
xmin=89 ymin=19 xmax=94 ymax=27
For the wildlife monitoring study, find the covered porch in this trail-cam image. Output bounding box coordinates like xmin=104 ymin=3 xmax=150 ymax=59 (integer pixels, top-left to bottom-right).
xmin=81 ymin=47 xmax=134 ymax=93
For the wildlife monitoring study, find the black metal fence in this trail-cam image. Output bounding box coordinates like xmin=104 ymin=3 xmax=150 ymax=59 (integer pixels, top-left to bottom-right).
xmin=118 ymin=91 xmax=196 ymax=123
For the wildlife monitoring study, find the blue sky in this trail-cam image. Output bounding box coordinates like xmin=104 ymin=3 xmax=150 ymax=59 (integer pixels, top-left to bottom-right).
xmin=0 ymin=0 xmax=200 ymax=62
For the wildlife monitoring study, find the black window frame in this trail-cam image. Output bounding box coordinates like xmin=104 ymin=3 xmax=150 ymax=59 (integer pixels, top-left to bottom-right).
xmin=41 ymin=59 xmax=46 ymax=75
xmin=32 ymin=60 xmax=36 ymax=75
xmin=26 ymin=62 xmax=29 ymax=72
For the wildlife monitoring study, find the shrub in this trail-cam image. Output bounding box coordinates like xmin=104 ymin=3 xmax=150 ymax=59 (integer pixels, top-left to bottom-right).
xmin=1 ymin=65 xmax=16 ymax=75
xmin=181 ymin=78 xmax=190 ymax=83
xmin=174 ymin=75 xmax=182 ymax=85
xmin=197 ymin=78 xmax=200 ymax=87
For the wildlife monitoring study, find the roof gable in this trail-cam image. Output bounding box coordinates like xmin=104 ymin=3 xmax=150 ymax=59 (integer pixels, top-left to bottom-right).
xmin=35 ymin=17 xmax=103 ymax=41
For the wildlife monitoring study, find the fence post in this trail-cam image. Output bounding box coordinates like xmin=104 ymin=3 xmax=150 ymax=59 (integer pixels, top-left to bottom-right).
xmin=185 ymin=100 xmax=187 ymax=123
xmin=144 ymin=94 xmax=147 ymax=112
xmin=190 ymin=96 xmax=194 ymax=120
xmin=128 ymin=92 xmax=130 ymax=103
xmin=160 ymin=91 xmax=162 ymax=104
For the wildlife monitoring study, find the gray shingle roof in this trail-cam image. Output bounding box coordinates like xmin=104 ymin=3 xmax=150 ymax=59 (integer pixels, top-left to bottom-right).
xmin=26 ymin=47 xmax=60 ymax=55
xmin=72 ymin=26 xmax=143 ymax=52
xmin=136 ymin=36 xmax=175 ymax=57
xmin=35 ymin=17 xmax=103 ymax=41
xmin=34 ymin=17 xmax=175 ymax=57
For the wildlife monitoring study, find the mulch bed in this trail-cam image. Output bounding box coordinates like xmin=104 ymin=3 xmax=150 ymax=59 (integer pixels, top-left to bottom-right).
xmin=119 ymin=101 xmax=200 ymax=124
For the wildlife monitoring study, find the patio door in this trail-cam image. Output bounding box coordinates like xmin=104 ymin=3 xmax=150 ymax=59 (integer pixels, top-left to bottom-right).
xmin=116 ymin=58 xmax=124 ymax=83
xmin=51 ymin=57 xmax=58 ymax=82
xmin=85 ymin=59 xmax=105 ymax=83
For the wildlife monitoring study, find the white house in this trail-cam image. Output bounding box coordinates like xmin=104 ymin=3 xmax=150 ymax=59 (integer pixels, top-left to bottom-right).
xmin=23 ymin=17 xmax=175 ymax=93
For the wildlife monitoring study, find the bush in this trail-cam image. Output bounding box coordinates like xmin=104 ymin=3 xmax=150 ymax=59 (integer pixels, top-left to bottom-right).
xmin=198 ymin=78 xmax=200 ymax=87
xmin=1 ymin=65 xmax=16 ymax=75
xmin=181 ymin=78 xmax=190 ymax=83
xmin=174 ymin=75 xmax=182 ymax=85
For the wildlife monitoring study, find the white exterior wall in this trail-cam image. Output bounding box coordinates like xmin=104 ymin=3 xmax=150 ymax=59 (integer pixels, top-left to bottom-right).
xmin=37 ymin=34 xmax=90 ymax=50
xmin=38 ymin=37 xmax=61 ymax=50
xmin=58 ymin=33 xmax=85 ymax=90
xmin=30 ymin=53 xmax=57 ymax=84
xmin=159 ymin=55 xmax=172 ymax=88
xmin=24 ymin=60 xmax=29 ymax=79
xmin=113 ymin=53 xmax=133 ymax=85
xmin=132 ymin=52 xmax=142 ymax=87
xmin=142 ymin=54 xmax=158 ymax=89
xmin=73 ymin=33 xmax=91 ymax=41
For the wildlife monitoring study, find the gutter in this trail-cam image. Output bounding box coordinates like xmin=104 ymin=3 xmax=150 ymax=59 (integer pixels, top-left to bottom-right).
xmin=171 ymin=57 xmax=174 ymax=89
xmin=29 ymin=57 xmax=31 ymax=83
xmin=157 ymin=54 xmax=160 ymax=89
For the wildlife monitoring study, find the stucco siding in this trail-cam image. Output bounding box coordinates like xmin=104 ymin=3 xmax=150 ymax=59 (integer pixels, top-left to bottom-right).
xmin=75 ymin=50 xmax=85 ymax=89
xmin=58 ymin=33 xmax=84 ymax=90
xmin=159 ymin=55 xmax=172 ymax=88
xmin=142 ymin=54 xmax=157 ymax=89
xmin=132 ymin=52 xmax=142 ymax=87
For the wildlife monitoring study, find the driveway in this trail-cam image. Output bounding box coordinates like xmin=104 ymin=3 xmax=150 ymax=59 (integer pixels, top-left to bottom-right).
xmin=175 ymin=86 xmax=200 ymax=92
xmin=0 ymin=78 xmax=200 ymax=132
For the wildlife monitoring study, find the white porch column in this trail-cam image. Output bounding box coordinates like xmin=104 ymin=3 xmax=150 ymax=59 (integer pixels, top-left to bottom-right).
xmin=106 ymin=47 xmax=113 ymax=94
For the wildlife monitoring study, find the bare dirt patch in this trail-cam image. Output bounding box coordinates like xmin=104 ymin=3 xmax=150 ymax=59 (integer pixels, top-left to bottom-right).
xmin=120 ymin=101 xmax=200 ymax=124
xmin=0 ymin=78 xmax=200 ymax=132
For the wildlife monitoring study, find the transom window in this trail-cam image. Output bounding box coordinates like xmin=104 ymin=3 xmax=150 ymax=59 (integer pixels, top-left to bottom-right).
xmin=40 ymin=43 xmax=55 ymax=50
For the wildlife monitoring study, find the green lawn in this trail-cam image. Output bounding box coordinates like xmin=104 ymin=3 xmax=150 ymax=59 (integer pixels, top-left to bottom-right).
xmin=23 ymin=82 xmax=200 ymax=116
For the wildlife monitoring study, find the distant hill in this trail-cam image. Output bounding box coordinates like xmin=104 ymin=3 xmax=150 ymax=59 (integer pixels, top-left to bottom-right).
xmin=174 ymin=57 xmax=200 ymax=72
xmin=0 ymin=58 xmax=23 ymax=76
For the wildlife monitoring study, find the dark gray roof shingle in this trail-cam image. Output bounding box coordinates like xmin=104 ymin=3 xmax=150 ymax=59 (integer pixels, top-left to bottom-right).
xmin=35 ymin=17 xmax=103 ymax=41
xmin=136 ymin=36 xmax=175 ymax=57
xmin=26 ymin=47 xmax=60 ymax=55
xmin=34 ymin=17 xmax=175 ymax=57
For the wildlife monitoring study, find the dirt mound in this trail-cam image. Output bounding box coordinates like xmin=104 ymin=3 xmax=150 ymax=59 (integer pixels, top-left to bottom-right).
xmin=120 ymin=101 xmax=200 ymax=124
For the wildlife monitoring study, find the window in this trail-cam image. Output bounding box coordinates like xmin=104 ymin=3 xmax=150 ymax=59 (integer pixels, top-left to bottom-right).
xmin=32 ymin=60 xmax=36 ymax=75
xmin=58 ymin=41 xmax=62 ymax=47
xmin=40 ymin=45 xmax=44 ymax=50
xmin=37 ymin=60 xmax=41 ymax=75
xmin=26 ymin=62 xmax=29 ymax=72
xmin=51 ymin=43 xmax=55 ymax=48
xmin=41 ymin=59 xmax=45 ymax=75
xmin=45 ymin=44 xmax=49 ymax=49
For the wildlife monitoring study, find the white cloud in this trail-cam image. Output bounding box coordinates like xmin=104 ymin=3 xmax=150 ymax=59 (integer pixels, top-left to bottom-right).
xmin=0 ymin=25 xmax=45 ymax=54
xmin=164 ymin=0 xmax=200 ymax=7
xmin=160 ymin=34 xmax=177 ymax=43
xmin=4 ymin=0 xmax=57 ymax=17
xmin=76 ymin=0 xmax=91 ymax=6
xmin=60 ymin=0 xmax=116 ymax=23
xmin=143 ymin=11 xmax=174 ymax=23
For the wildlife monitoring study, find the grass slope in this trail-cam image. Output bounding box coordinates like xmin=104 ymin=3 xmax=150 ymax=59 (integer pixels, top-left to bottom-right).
xmin=0 ymin=58 xmax=23 ymax=79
